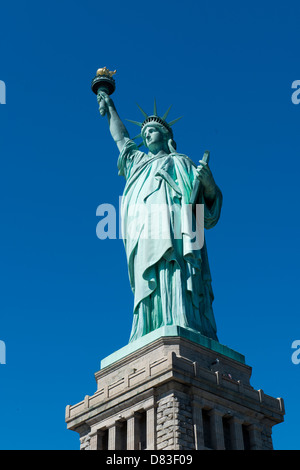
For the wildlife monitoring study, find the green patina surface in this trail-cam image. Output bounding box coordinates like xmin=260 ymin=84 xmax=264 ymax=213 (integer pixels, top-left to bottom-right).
xmin=97 ymin=89 xmax=224 ymax=346
xmin=100 ymin=326 xmax=245 ymax=369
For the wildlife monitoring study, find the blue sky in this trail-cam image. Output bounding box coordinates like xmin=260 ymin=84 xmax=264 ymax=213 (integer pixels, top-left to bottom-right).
xmin=0 ymin=0 xmax=299 ymax=449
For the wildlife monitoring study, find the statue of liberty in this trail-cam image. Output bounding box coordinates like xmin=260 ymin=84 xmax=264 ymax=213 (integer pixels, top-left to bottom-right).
xmin=94 ymin=71 xmax=222 ymax=343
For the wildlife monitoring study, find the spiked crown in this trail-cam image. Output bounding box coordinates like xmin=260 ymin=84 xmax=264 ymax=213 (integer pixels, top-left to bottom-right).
xmin=126 ymin=100 xmax=182 ymax=148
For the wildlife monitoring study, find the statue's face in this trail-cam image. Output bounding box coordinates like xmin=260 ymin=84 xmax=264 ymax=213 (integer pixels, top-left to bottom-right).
xmin=144 ymin=126 xmax=163 ymax=146
xmin=143 ymin=125 xmax=166 ymax=153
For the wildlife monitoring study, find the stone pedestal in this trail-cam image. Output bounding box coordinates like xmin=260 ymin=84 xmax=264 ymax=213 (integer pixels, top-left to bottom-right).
xmin=65 ymin=329 xmax=284 ymax=450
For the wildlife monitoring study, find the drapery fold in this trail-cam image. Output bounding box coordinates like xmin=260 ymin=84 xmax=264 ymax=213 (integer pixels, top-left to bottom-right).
xmin=117 ymin=139 xmax=222 ymax=342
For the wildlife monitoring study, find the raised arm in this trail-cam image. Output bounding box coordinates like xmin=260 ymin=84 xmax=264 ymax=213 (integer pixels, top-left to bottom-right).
xmin=97 ymin=91 xmax=130 ymax=152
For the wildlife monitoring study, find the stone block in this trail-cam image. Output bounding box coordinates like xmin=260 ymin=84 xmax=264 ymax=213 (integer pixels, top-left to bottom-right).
xmin=66 ymin=335 xmax=284 ymax=450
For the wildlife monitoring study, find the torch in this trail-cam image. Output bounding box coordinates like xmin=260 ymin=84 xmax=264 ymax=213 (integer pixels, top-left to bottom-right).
xmin=91 ymin=67 xmax=116 ymax=116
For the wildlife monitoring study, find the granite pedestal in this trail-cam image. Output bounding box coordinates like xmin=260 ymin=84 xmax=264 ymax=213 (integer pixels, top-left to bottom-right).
xmin=66 ymin=328 xmax=284 ymax=450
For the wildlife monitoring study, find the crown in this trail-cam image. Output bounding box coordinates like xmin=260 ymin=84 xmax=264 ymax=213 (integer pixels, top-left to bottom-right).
xmin=126 ymin=100 xmax=183 ymax=148
xmin=141 ymin=115 xmax=174 ymax=136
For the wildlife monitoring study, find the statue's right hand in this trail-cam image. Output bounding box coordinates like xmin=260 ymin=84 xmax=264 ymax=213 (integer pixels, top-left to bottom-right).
xmin=97 ymin=90 xmax=113 ymax=117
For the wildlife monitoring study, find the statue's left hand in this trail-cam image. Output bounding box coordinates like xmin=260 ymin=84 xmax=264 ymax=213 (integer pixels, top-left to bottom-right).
xmin=196 ymin=160 xmax=217 ymax=198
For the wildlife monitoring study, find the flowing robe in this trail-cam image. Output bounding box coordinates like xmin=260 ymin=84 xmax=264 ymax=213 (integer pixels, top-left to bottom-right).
xmin=118 ymin=139 xmax=222 ymax=342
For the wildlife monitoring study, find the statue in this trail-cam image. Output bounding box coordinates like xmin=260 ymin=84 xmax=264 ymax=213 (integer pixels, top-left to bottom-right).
xmin=92 ymin=68 xmax=223 ymax=343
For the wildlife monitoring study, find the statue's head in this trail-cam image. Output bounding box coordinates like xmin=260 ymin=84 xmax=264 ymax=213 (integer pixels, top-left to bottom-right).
xmin=127 ymin=101 xmax=182 ymax=153
xmin=141 ymin=120 xmax=177 ymax=154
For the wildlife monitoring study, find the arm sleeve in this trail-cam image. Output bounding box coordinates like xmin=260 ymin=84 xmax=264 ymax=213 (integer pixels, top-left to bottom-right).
xmin=117 ymin=139 xmax=143 ymax=179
